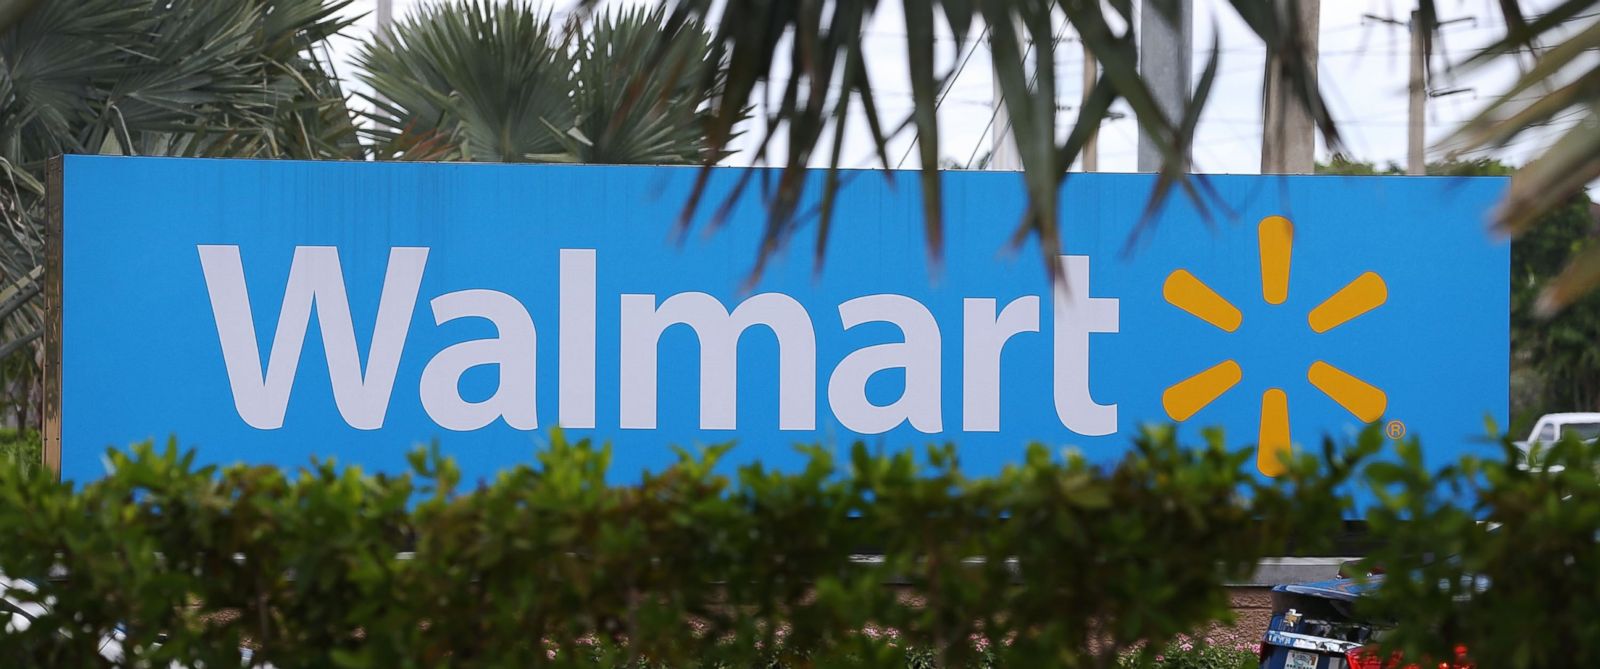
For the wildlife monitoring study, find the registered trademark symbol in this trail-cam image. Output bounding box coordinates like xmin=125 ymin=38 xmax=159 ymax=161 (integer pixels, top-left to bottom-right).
xmin=1385 ymin=420 xmax=1406 ymax=440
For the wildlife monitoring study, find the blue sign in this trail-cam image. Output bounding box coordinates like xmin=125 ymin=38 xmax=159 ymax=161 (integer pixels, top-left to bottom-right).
xmin=55 ymin=156 xmax=1508 ymax=485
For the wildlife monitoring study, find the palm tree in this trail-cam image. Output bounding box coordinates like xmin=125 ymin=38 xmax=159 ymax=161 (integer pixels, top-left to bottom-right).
xmin=357 ymin=1 xmax=732 ymax=165
xmin=0 ymin=0 xmax=360 ymax=429
xmin=357 ymin=0 xmax=575 ymax=162
xmin=561 ymin=7 xmax=733 ymax=164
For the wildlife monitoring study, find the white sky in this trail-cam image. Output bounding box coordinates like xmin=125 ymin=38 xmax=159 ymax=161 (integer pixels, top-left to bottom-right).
xmin=325 ymin=0 xmax=1595 ymax=174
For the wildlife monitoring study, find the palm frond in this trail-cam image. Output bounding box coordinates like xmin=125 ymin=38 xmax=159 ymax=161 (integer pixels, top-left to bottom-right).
xmin=358 ymin=0 xmax=573 ymax=162
xmin=1428 ymin=0 xmax=1600 ymax=313
xmin=0 ymin=0 xmax=359 ymax=384
xmin=557 ymin=6 xmax=732 ymax=165
xmin=651 ymin=0 xmax=1343 ymax=280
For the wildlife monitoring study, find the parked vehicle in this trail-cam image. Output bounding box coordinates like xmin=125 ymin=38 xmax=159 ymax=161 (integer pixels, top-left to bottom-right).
xmin=1257 ymin=576 xmax=1471 ymax=669
xmin=1258 ymin=577 xmax=1372 ymax=669
xmin=1514 ymin=412 xmax=1600 ymax=471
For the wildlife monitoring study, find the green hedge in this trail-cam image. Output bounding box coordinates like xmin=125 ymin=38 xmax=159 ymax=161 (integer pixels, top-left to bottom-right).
xmin=1355 ymin=433 xmax=1600 ymax=668
xmin=0 ymin=427 xmax=1361 ymax=667
xmin=2 ymin=426 xmax=1595 ymax=668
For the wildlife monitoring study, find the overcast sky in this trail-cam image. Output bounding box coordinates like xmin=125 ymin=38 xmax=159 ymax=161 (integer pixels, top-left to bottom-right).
xmin=324 ymin=0 xmax=1593 ymax=174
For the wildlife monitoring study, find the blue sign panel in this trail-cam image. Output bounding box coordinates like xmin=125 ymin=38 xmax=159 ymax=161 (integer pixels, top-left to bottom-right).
xmin=57 ymin=156 xmax=1508 ymax=485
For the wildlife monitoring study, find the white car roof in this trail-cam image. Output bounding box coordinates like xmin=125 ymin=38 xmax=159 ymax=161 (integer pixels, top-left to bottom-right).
xmin=1541 ymin=413 xmax=1600 ymax=422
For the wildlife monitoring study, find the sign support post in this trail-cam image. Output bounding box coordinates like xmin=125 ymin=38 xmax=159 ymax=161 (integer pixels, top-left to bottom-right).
xmin=43 ymin=156 xmax=62 ymax=480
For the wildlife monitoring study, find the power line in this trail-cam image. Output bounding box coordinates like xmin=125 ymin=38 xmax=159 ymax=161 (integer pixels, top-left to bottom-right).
xmin=897 ymin=25 xmax=990 ymax=169
xmin=964 ymin=19 xmax=1072 ymax=169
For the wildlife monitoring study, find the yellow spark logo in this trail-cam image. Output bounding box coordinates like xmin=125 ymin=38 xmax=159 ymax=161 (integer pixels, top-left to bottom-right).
xmin=1160 ymin=216 xmax=1389 ymax=476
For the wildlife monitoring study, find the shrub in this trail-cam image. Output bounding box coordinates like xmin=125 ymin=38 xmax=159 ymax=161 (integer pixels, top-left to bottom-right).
xmin=1117 ymin=636 xmax=1259 ymax=669
xmin=10 ymin=423 xmax=1598 ymax=668
xmin=1357 ymin=431 xmax=1600 ymax=668
xmin=0 ymin=426 xmax=1362 ymax=668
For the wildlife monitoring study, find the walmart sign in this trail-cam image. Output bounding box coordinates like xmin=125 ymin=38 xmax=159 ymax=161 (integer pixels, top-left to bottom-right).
xmin=52 ymin=156 xmax=1508 ymax=483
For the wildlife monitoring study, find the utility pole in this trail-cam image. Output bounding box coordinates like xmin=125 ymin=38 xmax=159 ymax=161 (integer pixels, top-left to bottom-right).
xmin=1260 ymin=0 xmax=1319 ymax=174
xmin=376 ymin=0 xmax=394 ymax=39
xmin=1363 ymin=10 xmax=1474 ymax=175
xmin=1137 ymin=0 xmax=1192 ymax=172
xmin=1082 ymin=41 xmax=1098 ymax=172
xmin=370 ymin=0 xmax=397 ymax=133
xmin=1407 ymin=9 xmax=1425 ymax=175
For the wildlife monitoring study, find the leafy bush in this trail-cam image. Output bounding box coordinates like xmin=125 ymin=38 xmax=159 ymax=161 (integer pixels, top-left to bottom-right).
xmin=34 ymin=423 xmax=1600 ymax=668
xmin=1356 ymin=432 xmax=1600 ymax=668
xmin=1118 ymin=636 xmax=1259 ymax=669
xmin=0 ymin=427 xmax=1361 ymax=668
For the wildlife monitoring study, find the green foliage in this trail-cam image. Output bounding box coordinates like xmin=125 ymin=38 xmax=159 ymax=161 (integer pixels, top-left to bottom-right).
xmin=644 ymin=0 xmax=1597 ymax=308
xmin=15 ymin=424 xmax=1600 ymax=668
xmin=1441 ymin=0 xmax=1600 ymax=259
xmin=0 ymin=427 xmax=37 ymax=480
xmin=356 ymin=0 xmax=573 ymax=163
xmin=0 ymin=427 xmax=1358 ymax=668
xmin=1509 ymin=191 xmax=1600 ymax=416
xmin=358 ymin=2 xmax=730 ymax=165
xmin=1356 ymin=431 xmax=1600 ymax=669
xmin=0 ymin=0 xmax=360 ymax=175
xmin=1314 ymin=157 xmax=1402 ymax=176
xmin=0 ymin=0 xmax=362 ymax=426
xmin=1314 ymin=157 xmax=1511 ymax=177
xmin=1117 ymin=637 xmax=1258 ymax=669
xmin=650 ymin=0 xmax=1338 ymax=281
xmin=562 ymin=7 xmax=734 ymax=165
